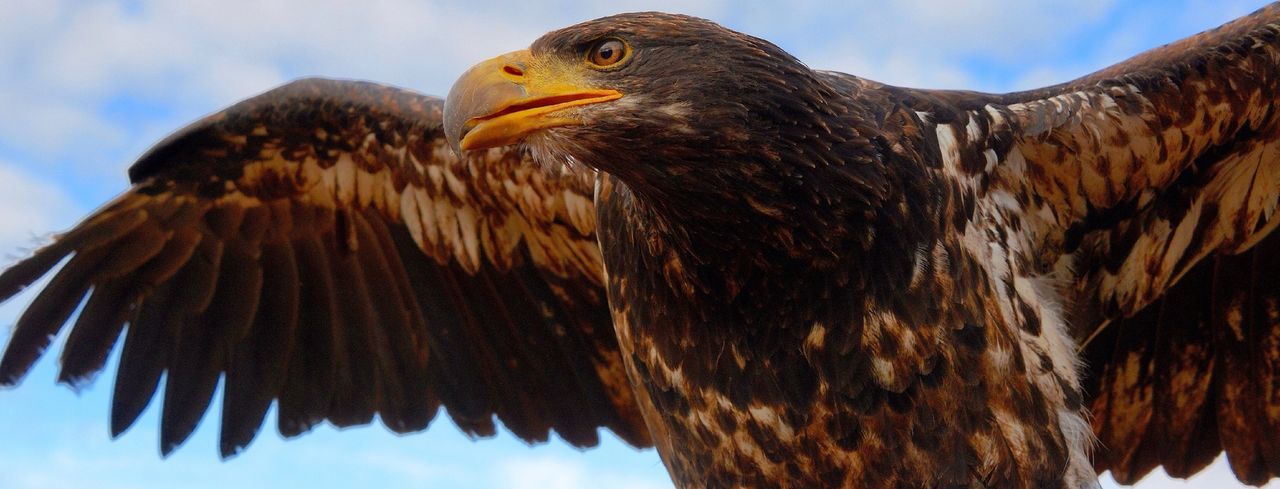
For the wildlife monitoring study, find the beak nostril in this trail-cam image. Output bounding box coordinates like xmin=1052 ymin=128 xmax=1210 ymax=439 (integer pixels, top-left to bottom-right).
xmin=502 ymin=64 xmax=524 ymax=77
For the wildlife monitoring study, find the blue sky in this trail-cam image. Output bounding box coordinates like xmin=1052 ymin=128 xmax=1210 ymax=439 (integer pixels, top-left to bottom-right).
xmin=0 ymin=1 xmax=1277 ymax=488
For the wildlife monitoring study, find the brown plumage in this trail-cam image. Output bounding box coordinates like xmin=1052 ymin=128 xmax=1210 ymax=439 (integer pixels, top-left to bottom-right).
xmin=0 ymin=79 xmax=649 ymax=458
xmin=4 ymin=4 xmax=1280 ymax=489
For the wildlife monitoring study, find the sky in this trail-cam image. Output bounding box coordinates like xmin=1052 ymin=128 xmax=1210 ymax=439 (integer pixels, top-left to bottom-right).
xmin=0 ymin=0 xmax=1276 ymax=488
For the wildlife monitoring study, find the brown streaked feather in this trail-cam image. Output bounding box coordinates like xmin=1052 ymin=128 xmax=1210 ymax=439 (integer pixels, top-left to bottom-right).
xmin=1140 ymin=264 xmax=1217 ymax=479
xmin=871 ymin=4 xmax=1280 ymax=483
xmin=9 ymin=7 xmax=1280 ymax=486
xmin=0 ymin=78 xmax=647 ymax=458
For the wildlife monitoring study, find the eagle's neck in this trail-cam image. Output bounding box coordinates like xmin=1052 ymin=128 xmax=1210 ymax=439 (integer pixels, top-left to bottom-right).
xmin=593 ymin=84 xmax=1091 ymax=488
xmin=597 ymin=86 xmax=943 ymax=319
xmin=592 ymin=88 xmax=946 ymax=358
xmin=592 ymin=132 xmax=949 ymax=484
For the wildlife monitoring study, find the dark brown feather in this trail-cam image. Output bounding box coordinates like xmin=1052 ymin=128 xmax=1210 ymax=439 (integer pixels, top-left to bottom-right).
xmin=1148 ymin=264 xmax=1218 ymax=478
xmin=220 ymin=238 xmax=300 ymax=458
xmin=1213 ymin=248 xmax=1270 ymax=484
xmin=0 ymin=206 xmax=148 ymax=303
xmin=388 ymin=224 xmax=500 ymax=437
xmin=276 ymin=234 xmax=340 ymax=438
xmin=57 ymin=277 xmax=134 ymax=389
xmin=0 ymin=247 xmax=108 ymax=385
xmin=55 ymin=221 xmax=176 ymax=388
xmin=497 ymin=263 xmax=603 ymax=445
xmin=89 ymin=224 xmax=170 ymax=283
xmin=1255 ymin=238 xmax=1280 ymax=476
xmin=323 ymin=219 xmax=382 ymax=429
xmin=111 ymin=280 xmax=181 ymax=438
xmin=161 ymin=236 xmax=262 ymax=455
xmin=353 ymin=209 xmax=435 ymax=433
xmin=443 ymin=260 xmax=551 ymax=441
xmin=133 ymin=226 xmax=204 ymax=290
xmin=1254 ymin=241 xmax=1280 ymax=478
xmin=110 ymin=232 xmax=216 ymax=437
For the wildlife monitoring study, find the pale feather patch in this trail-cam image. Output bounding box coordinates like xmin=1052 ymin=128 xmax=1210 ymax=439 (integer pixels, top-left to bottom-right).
xmin=455 ymin=205 xmax=481 ymax=273
xmin=399 ymin=187 xmax=426 ymax=251
xmin=333 ymin=153 xmax=357 ymax=205
xmin=562 ymin=188 xmax=595 ymax=235
xmin=414 ymin=187 xmax=441 ymax=257
xmin=802 ymin=322 xmax=827 ymax=357
xmin=934 ymin=124 xmax=962 ymax=172
xmin=355 ymin=163 xmax=377 ymax=208
xmin=747 ymin=404 xmax=795 ymax=440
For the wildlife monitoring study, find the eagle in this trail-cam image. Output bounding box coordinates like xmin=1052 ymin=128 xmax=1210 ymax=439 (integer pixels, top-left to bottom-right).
xmin=3 ymin=5 xmax=1280 ymax=489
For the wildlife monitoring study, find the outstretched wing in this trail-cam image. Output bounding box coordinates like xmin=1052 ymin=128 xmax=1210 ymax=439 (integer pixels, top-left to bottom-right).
xmin=0 ymin=78 xmax=650 ymax=458
xmin=883 ymin=3 xmax=1280 ymax=485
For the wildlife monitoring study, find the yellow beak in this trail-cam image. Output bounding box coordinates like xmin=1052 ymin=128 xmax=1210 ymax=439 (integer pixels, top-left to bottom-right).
xmin=443 ymin=49 xmax=622 ymax=152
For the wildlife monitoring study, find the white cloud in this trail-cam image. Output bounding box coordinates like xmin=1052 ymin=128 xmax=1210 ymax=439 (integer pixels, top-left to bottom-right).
xmin=0 ymin=1 xmax=731 ymax=170
xmin=0 ymin=161 xmax=82 ymax=340
xmin=0 ymin=161 xmax=82 ymax=259
xmin=499 ymin=455 xmax=584 ymax=489
xmin=0 ymin=91 xmax=127 ymax=158
xmin=0 ymin=0 xmax=1173 ymax=164
xmin=723 ymin=0 xmax=1117 ymax=89
xmin=497 ymin=454 xmax=669 ymax=489
xmin=0 ymin=0 xmax=1237 ymax=181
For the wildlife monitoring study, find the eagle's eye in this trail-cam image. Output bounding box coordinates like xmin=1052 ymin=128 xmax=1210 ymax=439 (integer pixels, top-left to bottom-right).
xmin=587 ymin=39 xmax=628 ymax=68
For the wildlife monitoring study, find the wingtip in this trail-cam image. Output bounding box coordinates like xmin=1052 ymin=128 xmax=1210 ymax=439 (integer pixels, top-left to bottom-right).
xmin=159 ymin=421 xmax=195 ymax=459
xmin=109 ymin=422 xmax=129 ymax=440
xmin=219 ymin=440 xmax=247 ymax=461
xmin=277 ymin=416 xmax=322 ymax=439
xmin=55 ymin=371 xmax=99 ymax=395
xmin=0 ymin=357 xmax=30 ymax=388
xmin=110 ymin=395 xmax=150 ymax=440
xmin=159 ymin=438 xmax=183 ymax=459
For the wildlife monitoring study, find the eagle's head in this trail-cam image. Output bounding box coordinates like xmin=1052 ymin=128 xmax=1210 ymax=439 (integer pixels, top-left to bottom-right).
xmin=445 ymin=12 xmax=917 ymax=268
xmin=444 ymin=12 xmax=861 ymax=197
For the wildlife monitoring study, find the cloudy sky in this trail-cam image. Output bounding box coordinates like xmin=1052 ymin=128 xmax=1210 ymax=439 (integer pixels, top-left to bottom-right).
xmin=0 ymin=0 xmax=1277 ymax=488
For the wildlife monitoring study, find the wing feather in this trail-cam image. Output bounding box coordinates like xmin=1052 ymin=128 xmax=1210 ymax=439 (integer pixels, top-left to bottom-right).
xmin=883 ymin=3 xmax=1280 ymax=483
xmin=0 ymin=78 xmax=651 ymax=456
xmin=277 ymin=234 xmax=340 ymax=438
xmin=220 ymin=238 xmax=300 ymax=457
